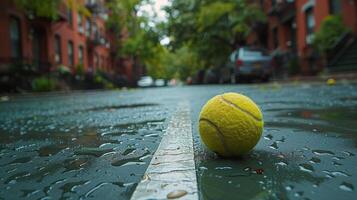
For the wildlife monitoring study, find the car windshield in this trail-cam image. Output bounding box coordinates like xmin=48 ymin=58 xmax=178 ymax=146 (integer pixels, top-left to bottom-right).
xmin=243 ymin=48 xmax=269 ymax=57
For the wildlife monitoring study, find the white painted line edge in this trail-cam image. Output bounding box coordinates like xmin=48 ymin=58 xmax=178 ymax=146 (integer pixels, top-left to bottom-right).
xmin=130 ymin=102 xmax=198 ymax=200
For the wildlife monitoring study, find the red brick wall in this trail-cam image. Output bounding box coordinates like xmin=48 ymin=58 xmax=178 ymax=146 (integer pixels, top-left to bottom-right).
xmin=247 ymin=0 xmax=357 ymax=75
xmin=341 ymin=0 xmax=357 ymax=33
xmin=0 ymin=1 xmax=32 ymax=63
xmin=0 ymin=0 xmax=113 ymax=74
xmin=295 ymin=0 xmax=356 ymax=74
xmin=52 ymin=10 xmax=88 ymax=71
xmin=88 ymin=16 xmax=112 ymax=72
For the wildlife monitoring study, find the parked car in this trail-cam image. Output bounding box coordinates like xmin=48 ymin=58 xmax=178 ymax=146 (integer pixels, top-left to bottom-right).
xmin=154 ymin=79 xmax=166 ymax=87
xmin=137 ymin=76 xmax=154 ymax=87
xmin=228 ymin=47 xmax=273 ymax=82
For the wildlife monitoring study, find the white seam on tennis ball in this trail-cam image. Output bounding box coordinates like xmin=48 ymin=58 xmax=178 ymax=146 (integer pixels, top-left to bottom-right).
xmin=220 ymin=95 xmax=262 ymax=121
xmin=199 ymin=118 xmax=232 ymax=156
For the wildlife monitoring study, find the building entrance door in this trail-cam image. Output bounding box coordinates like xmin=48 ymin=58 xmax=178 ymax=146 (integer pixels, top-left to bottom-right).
xmin=31 ymin=28 xmax=47 ymax=70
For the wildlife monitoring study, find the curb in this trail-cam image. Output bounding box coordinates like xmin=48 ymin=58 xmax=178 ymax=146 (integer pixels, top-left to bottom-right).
xmin=130 ymin=102 xmax=198 ymax=200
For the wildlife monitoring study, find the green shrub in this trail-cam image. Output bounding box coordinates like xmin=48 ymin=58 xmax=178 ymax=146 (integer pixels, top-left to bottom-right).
xmin=287 ymin=58 xmax=300 ymax=76
xmin=31 ymin=77 xmax=57 ymax=92
xmin=94 ymin=73 xmax=104 ymax=84
xmin=75 ymin=64 xmax=85 ymax=76
xmin=313 ymin=15 xmax=349 ymax=53
xmin=92 ymin=71 xmax=116 ymax=89
xmin=104 ymin=82 xmax=115 ymax=89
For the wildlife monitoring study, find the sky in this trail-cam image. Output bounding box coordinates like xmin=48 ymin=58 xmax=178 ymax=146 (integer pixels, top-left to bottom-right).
xmin=138 ymin=0 xmax=171 ymax=45
xmin=138 ymin=0 xmax=170 ymax=23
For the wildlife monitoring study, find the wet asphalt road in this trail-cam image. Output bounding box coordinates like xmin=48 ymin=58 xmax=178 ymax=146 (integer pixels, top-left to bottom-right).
xmin=1 ymin=81 xmax=357 ymax=200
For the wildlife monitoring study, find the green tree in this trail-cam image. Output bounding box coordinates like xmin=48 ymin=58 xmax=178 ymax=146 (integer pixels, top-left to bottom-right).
xmin=313 ymin=15 xmax=349 ymax=53
xmin=107 ymin=0 xmax=171 ymax=80
xmin=165 ymin=0 xmax=266 ymax=77
xmin=170 ymin=45 xmax=204 ymax=81
xmin=14 ymin=0 xmax=62 ymax=20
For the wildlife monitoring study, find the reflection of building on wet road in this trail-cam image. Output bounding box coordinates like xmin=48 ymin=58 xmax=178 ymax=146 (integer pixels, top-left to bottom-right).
xmin=1 ymin=82 xmax=357 ymax=199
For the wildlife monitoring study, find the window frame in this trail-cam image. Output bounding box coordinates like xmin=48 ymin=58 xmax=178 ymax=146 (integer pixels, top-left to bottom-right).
xmin=94 ymin=52 xmax=99 ymax=69
xmin=329 ymin=0 xmax=341 ymax=15
xmin=78 ymin=45 xmax=84 ymax=65
xmin=85 ymin=19 xmax=91 ymax=37
xmin=78 ymin=13 xmax=84 ymax=33
xmin=67 ymin=8 xmax=73 ymax=27
xmin=305 ymin=7 xmax=315 ymax=44
xmin=54 ymin=35 xmax=62 ymax=64
xmin=9 ymin=16 xmax=22 ymax=59
xmin=272 ymin=27 xmax=279 ymax=49
xmin=68 ymin=41 xmax=74 ymax=66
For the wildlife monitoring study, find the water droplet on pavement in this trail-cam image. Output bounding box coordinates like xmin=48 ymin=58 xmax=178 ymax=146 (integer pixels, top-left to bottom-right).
xmin=167 ymin=190 xmax=188 ymax=199
xmin=309 ymin=157 xmax=321 ymax=164
xmin=312 ymin=150 xmax=335 ymax=156
xmin=339 ymin=182 xmax=354 ymax=192
xmin=299 ymin=163 xmax=314 ymax=173
xmin=269 ymin=142 xmax=278 ymax=150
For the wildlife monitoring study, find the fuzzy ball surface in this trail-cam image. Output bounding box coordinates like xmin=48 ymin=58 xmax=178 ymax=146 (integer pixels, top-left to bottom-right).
xmin=199 ymin=92 xmax=263 ymax=157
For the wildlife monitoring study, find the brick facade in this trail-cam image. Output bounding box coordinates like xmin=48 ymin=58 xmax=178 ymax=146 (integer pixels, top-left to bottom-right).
xmin=0 ymin=0 xmax=133 ymax=82
xmin=248 ymin=0 xmax=357 ymax=75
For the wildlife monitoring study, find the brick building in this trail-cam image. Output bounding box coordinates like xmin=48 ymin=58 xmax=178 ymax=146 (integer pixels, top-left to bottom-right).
xmin=247 ymin=0 xmax=357 ymax=76
xmin=0 ymin=0 xmax=133 ymax=83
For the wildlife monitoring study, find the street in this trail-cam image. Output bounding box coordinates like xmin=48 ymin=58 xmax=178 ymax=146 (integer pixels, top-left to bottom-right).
xmin=1 ymin=81 xmax=357 ymax=199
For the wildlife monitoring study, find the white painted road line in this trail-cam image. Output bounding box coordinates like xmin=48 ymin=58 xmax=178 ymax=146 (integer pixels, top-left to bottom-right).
xmin=130 ymin=102 xmax=198 ymax=200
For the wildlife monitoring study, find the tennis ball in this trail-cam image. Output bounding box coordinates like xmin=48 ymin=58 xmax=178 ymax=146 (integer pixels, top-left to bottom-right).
xmin=326 ymin=78 xmax=336 ymax=86
xmin=199 ymin=93 xmax=263 ymax=157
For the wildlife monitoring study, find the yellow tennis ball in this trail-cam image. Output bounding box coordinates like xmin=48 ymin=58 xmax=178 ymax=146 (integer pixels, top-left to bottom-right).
xmin=326 ymin=78 xmax=336 ymax=86
xmin=199 ymin=93 xmax=263 ymax=157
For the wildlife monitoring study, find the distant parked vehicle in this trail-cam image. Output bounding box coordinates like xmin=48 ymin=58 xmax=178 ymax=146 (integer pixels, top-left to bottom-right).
xmin=154 ymin=79 xmax=166 ymax=87
xmin=137 ymin=76 xmax=154 ymax=87
xmin=228 ymin=47 xmax=273 ymax=82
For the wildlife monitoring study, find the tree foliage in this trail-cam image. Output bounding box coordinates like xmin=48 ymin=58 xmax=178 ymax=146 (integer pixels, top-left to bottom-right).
xmin=107 ymin=0 xmax=169 ymax=79
xmin=165 ymin=0 xmax=266 ymax=72
xmin=106 ymin=0 xmax=141 ymax=34
xmin=14 ymin=0 xmax=62 ymax=20
xmin=171 ymin=45 xmax=204 ymax=80
xmin=107 ymin=0 xmax=266 ymax=80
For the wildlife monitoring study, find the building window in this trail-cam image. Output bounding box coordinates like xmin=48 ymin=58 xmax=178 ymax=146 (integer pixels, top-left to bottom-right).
xmin=54 ymin=35 xmax=62 ymax=64
xmin=78 ymin=46 xmax=84 ymax=65
xmin=9 ymin=17 xmax=22 ymax=58
xmin=86 ymin=0 xmax=96 ymax=5
xmin=93 ymin=23 xmax=98 ymax=37
xmin=272 ymin=27 xmax=278 ymax=49
xmin=101 ymin=56 xmax=105 ymax=69
xmin=86 ymin=19 xmax=91 ymax=37
xmin=68 ymin=41 xmax=74 ymax=66
xmin=305 ymin=8 xmax=315 ymax=44
xmin=67 ymin=9 xmax=73 ymax=26
xmin=78 ymin=14 xmax=84 ymax=33
xmin=94 ymin=53 xmax=99 ymax=69
xmin=107 ymin=57 xmax=111 ymax=70
xmin=329 ymin=0 xmax=341 ymax=14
